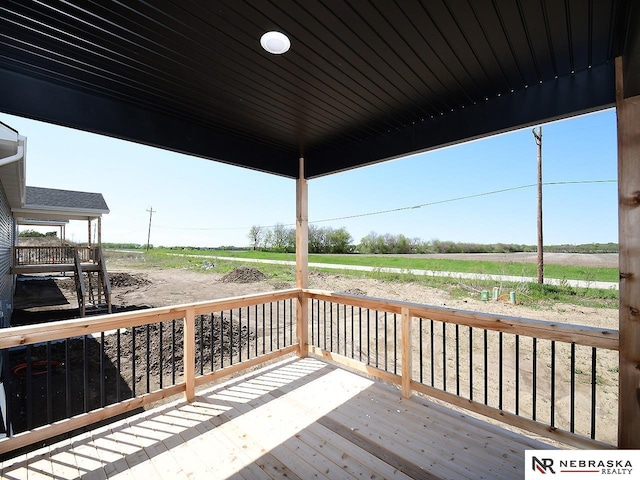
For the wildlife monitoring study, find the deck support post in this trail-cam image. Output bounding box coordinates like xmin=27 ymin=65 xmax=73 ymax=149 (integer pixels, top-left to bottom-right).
xmin=616 ymin=56 xmax=640 ymax=448
xmin=184 ymin=307 xmax=196 ymax=402
xmin=87 ymin=219 xmax=92 ymax=248
xmin=97 ymin=217 xmax=102 ymax=247
xmin=296 ymin=157 xmax=309 ymax=357
xmin=401 ymin=307 xmax=412 ymax=398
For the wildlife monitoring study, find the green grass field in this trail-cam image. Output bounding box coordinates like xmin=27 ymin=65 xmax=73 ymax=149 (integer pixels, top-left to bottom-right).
xmin=162 ymin=249 xmax=618 ymax=283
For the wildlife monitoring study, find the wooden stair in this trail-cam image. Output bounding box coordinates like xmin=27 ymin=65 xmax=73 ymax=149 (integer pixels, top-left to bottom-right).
xmin=73 ymin=247 xmax=111 ymax=317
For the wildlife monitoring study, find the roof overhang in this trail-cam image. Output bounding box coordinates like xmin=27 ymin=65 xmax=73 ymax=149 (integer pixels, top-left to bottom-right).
xmin=0 ymin=1 xmax=638 ymax=179
xmin=16 ymin=218 xmax=68 ymax=227
xmin=13 ymin=208 xmax=104 ymax=222
xmin=14 ymin=186 xmax=110 ymax=222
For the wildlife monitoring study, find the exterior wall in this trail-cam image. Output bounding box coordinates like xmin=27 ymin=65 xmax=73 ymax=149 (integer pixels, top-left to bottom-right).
xmin=0 ymin=183 xmax=13 ymax=328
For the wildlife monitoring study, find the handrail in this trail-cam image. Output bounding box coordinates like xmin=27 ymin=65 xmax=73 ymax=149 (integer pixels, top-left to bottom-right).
xmin=0 ymin=289 xmax=301 ymax=349
xmin=304 ymin=289 xmax=618 ymax=350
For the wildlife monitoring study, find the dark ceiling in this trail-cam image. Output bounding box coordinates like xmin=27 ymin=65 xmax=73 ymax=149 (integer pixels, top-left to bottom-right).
xmin=0 ymin=1 xmax=638 ymax=179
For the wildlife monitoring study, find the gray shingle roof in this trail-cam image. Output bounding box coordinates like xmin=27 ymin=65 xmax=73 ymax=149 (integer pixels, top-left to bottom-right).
xmin=25 ymin=186 xmax=109 ymax=212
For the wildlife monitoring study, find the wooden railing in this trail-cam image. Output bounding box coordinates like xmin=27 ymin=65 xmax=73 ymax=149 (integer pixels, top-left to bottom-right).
xmin=304 ymin=290 xmax=619 ymax=449
xmin=0 ymin=289 xmax=299 ymax=454
xmin=13 ymin=246 xmax=95 ymax=266
xmin=0 ymin=288 xmax=619 ymax=454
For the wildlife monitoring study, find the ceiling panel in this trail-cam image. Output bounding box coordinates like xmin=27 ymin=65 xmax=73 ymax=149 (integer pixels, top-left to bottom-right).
xmin=0 ymin=0 xmax=636 ymax=178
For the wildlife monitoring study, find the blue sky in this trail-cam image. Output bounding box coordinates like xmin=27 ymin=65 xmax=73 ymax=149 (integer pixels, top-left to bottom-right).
xmin=1 ymin=108 xmax=617 ymax=248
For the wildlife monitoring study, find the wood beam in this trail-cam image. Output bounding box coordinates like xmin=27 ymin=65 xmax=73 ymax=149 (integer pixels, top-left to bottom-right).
xmin=296 ymin=157 xmax=309 ymax=357
xmin=616 ymin=56 xmax=640 ymax=449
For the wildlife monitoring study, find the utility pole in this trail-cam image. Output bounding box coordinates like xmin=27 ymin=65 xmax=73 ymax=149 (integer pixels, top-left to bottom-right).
xmin=146 ymin=207 xmax=156 ymax=252
xmin=532 ymin=126 xmax=543 ymax=284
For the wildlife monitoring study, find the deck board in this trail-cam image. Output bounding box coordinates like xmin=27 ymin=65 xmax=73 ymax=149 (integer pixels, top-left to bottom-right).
xmin=0 ymin=357 xmax=554 ymax=479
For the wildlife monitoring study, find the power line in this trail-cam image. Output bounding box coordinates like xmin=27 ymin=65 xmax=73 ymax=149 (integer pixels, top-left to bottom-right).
xmin=153 ymin=179 xmax=616 ymax=231
xmin=310 ymin=179 xmax=615 ymax=224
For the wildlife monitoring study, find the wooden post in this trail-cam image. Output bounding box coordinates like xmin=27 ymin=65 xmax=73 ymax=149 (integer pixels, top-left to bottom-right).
xmin=97 ymin=217 xmax=102 ymax=247
xmin=401 ymin=307 xmax=412 ymax=398
xmin=296 ymin=157 xmax=309 ymax=358
xmin=87 ymin=219 xmax=92 ymax=248
xmin=616 ymin=56 xmax=640 ymax=449
xmin=184 ymin=308 xmax=196 ymax=402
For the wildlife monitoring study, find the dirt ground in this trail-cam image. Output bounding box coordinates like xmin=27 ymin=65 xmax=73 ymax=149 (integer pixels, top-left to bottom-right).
xmin=97 ymin=265 xmax=617 ymax=330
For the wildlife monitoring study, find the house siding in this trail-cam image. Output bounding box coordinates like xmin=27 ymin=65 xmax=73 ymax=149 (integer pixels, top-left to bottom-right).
xmin=0 ymin=184 xmax=13 ymax=327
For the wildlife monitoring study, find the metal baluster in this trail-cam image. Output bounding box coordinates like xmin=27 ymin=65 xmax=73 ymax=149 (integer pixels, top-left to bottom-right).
xmin=46 ymin=341 xmax=53 ymax=423
xmin=172 ymin=320 xmax=176 ymax=385
xmin=455 ymin=324 xmax=460 ymax=396
xmin=146 ymin=324 xmax=151 ymax=393
xmin=84 ymin=335 xmax=89 ymax=412
xmin=117 ymin=328 xmax=122 ymax=400
xmin=100 ymin=332 xmax=106 ymax=407
xmin=419 ymin=318 xmax=423 ymax=383
xmin=159 ymin=321 xmax=164 ymax=388
xmin=515 ymin=335 xmax=520 ymax=415
xmin=384 ymin=312 xmax=388 ymax=372
xmin=442 ymin=323 xmax=446 ymax=391
xmin=199 ymin=315 xmax=204 ymax=375
xmin=230 ymin=310 xmax=234 ymax=365
xmin=532 ymin=338 xmax=537 ymax=420
xmin=570 ymin=343 xmax=576 ymax=433
xmin=483 ymin=329 xmax=488 ymax=405
xmin=131 ymin=326 xmax=136 ymax=398
xmin=591 ymin=347 xmax=597 ymax=439
xmin=430 ymin=320 xmax=435 ymax=386
xmin=351 ymin=306 xmax=355 ymax=359
xmin=498 ymin=332 xmax=503 ymax=410
xmin=551 ymin=341 xmax=556 ymax=429
xmin=239 ymin=308 xmax=243 ymax=362
xmin=26 ymin=345 xmax=33 ymax=429
xmin=469 ymin=327 xmax=473 ymax=401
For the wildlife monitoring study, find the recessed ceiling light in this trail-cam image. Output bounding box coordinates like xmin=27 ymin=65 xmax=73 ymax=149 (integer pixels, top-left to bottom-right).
xmin=260 ymin=31 xmax=290 ymax=55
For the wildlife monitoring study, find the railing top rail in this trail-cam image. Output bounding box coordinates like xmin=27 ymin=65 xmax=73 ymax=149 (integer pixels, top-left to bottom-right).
xmin=0 ymin=288 xmax=301 ymax=349
xmin=304 ymin=289 xmax=619 ymax=351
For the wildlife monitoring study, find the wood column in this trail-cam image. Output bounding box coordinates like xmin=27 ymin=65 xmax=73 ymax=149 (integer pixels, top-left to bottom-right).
xmin=296 ymin=157 xmax=309 ymax=357
xmin=616 ymin=56 xmax=640 ymax=448
xmin=87 ymin=219 xmax=92 ymax=248
xmin=97 ymin=217 xmax=102 ymax=247
xmin=184 ymin=307 xmax=196 ymax=402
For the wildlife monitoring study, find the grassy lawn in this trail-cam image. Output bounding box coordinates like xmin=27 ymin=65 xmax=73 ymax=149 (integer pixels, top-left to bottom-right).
xmin=158 ymin=249 xmax=619 ymax=283
xmin=107 ymin=249 xmax=619 ymax=310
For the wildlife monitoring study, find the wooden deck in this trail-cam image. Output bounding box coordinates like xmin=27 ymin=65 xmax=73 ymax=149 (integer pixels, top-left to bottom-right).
xmin=0 ymin=357 xmax=554 ymax=479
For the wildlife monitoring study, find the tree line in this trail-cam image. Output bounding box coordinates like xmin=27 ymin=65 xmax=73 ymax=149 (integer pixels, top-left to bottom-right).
xmin=249 ymin=225 xmax=618 ymax=255
xmin=248 ymin=224 xmax=353 ymax=253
